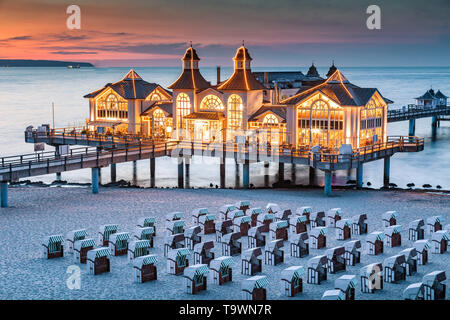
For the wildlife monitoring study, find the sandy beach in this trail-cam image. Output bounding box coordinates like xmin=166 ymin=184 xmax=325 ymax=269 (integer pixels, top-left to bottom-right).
xmin=0 ymin=185 xmax=448 ymax=300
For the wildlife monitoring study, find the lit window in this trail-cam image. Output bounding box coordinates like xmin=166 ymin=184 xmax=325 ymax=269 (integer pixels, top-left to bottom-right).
xmin=97 ymin=93 xmax=128 ymax=119
xmin=227 ymin=94 xmax=243 ymax=129
xmin=200 ymin=95 xmax=224 ymax=110
xmin=176 ymin=93 xmax=191 ymax=128
xmin=263 ymin=114 xmax=279 ymax=124
xmin=149 ymin=93 xmax=161 ymax=101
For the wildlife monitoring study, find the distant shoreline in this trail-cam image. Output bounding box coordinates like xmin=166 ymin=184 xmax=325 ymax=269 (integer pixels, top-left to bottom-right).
xmin=0 ymin=59 xmax=94 ymax=67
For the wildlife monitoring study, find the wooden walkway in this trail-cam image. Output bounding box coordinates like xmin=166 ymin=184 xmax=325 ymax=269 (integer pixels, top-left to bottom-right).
xmin=387 ymin=105 xmax=450 ymax=122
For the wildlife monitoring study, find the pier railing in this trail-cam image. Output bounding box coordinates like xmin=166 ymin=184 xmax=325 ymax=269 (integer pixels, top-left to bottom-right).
xmin=387 ymin=105 xmax=450 ymax=122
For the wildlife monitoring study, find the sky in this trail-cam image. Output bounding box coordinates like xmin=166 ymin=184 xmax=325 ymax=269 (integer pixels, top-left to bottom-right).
xmin=0 ymin=0 xmax=449 ymax=67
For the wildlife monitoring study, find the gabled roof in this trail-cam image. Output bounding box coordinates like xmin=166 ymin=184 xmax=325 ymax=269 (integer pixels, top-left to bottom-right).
xmin=168 ymin=69 xmax=211 ymax=90
xmin=248 ymin=106 xmax=286 ymax=122
xmin=84 ymin=69 xmax=168 ymax=100
xmin=435 ymin=90 xmax=448 ymax=99
xmin=415 ymin=89 xmax=436 ymax=100
xmin=306 ymin=63 xmax=320 ymax=78
xmin=218 ymin=69 xmax=266 ymax=91
xmin=141 ymin=102 xmax=173 ymax=117
xmin=281 ymin=69 xmax=393 ymax=106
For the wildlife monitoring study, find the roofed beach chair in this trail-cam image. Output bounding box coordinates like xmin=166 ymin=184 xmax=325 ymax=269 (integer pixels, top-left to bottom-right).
xmin=383 ymin=254 xmax=406 ymax=283
xmin=199 ymin=213 xmax=216 ymax=235
xmin=290 ymin=232 xmax=309 ymax=258
xmin=164 ymin=233 xmax=185 ymax=257
xmin=326 ymin=208 xmax=342 ymax=227
xmin=219 ymin=204 xmax=237 ymax=221
xmin=184 ymin=225 xmax=202 ymax=250
xmin=427 ymin=216 xmax=443 ymax=235
xmin=221 ymin=232 xmax=241 ymax=256
xmin=310 ymin=211 xmax=325 ymax=228
xmin=128 ymin=239 xmax=151 ymax=261
xmin=408 ymin=219 xmax=425 ymax=241
xmin=233 ymin=216 xmax=251 ymax=236
xmin=269 ymin=220 xmax=289 ymax=241
xmin=307 ymin=255 xmax=328 ymax=284
xmin=66 ymin=229 xmax=87 ymax=253
xmin=264 ymin=239 xmax=284 ymax=266
xmin=326 ymin=246 xmax=346 ymax=274
xmin=235 ymin=200 xmax=251 ymax=214
xmin=248 ymin=207 xmax=263 ymax=227
xmin=87 ymin=247 xmax=111 ymax=275
xmin=74 ymin=238 xmax=95 ymax=264
xmin=241 ymin=247 xmax=262 ymax=276
xmin=310 ymin=227 xmax=328 ymax=249
xmin=98 ymin=224 xmax=118 ymax=247
xmin=192 ymin=208 xmax=209 ymax=225
xmin=431 ymin=230 xmax=449 ymax=254
xmin=193 ymin=241 xmax=214 ymax=266
xmin=215 ymin=219 xmax=233 ymax=243
xmin=183 ymin=264 xmax=209 ymax=294
xmin=241 ymin=275 xmax=268 ymax=300
xmin=384 ymin=225 xmax=402 ymax=248
xmin=289 ymin=215 xmax=307 ymax=234
xmin=344 ymin=240 xmax=361 ymax=266
xmin=167 ymin=248 xmax=191 ymax=275
xmin=382 ymin=211 xmax=397 ymax=228
xmin=399 ymin=248 xmax=418 ymax=276
xmin=422 ymin=270 xmax=446 ymax=300
xmin=166 ymin=220 xmax=185 ymax=236
xmin=360 ymin=263 xmax=383 ymax=293
xmin=134 ymin=226 xmax=155 ymax=247
xmin=133 ymin=254 xmax=158 ymax=283
xmin=296 ymin=206 xmax=312 ymax=225
xmin=336 ymin=219 xmax=352 ymax=240
xmin=366 ymin=231 xmax=385 ymax=255
xmin=335 ymin=274 xmax=358 ymax=300
xmin=210 ymin=256 xmax=234 ymax=285
xmin=137 ymin=217 xmax=156 ymax=235
xmin=42 ymin=235 xmax=64 ymax=259
xmin=281 ymin=266 xmax=304 ymax=297
xmin=321 ymin=289 xmax=346 ymax=300
xmin=257 ymin=213 xmax=275 ymax=233
xmin=108 ymin=232 xmax=130 ymax=256
xmin=413 ymin=240 xmax=431 ymax=265
xmin=248 ymin=225 xmax=267 ymax=248
xmin=403 ymin=282 xmax=425 ymax=300
xmin=166 ymin=211 xmax=184 ymax=222
xmin=351 ymin=214 xmax=368 ymax=235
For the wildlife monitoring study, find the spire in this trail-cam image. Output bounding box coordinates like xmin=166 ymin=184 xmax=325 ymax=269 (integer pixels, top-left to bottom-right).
xmin=306 ymin=63 xmax=320 ymax=78
xmin=181 ymin=45 xmax=200 ymax=70
xmin=233 ymin=44 xmax=252 ymax=70
xmin=326 ymin=61 xmax=338 ymax=78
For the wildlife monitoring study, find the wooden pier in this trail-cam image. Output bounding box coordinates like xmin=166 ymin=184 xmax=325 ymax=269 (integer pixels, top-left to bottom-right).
xmin=387 ymin=105 xmax=450 ymax=136
xmin=0 ymin=128 xmax=424 ymax=207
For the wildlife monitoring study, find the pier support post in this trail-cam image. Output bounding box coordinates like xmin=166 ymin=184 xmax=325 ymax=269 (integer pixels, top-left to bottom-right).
xmin=55 ymin=146 xmax=61 ymax=181
xmin=243 ymin=161 xmax=250 ymax=189
xmin=220 ymin=160 xmax=226 ymax=189
xmin=324 ymin=171 xmax=332 ymax=197
xmin=278 ymin=162 xmax=284 ymax=182
xmin=150 ymin=158 xmax=155 ymax=188
xmin=309 ymin=167 xmax=315 ymax=185
xmin=110 ymin=164 xmax=116 ymax=183
xmin=356 ymin=164 xmax=363 ymax=188
xmin=291 ymin=164 xmax=296 ymax=184
xmin=185 ymin=157 xmax=190 ymax=189
xmin=178 ymin=158 xmax=184 ymax=189
xmin=91 ymin=168 xmax=99 ymax=194
xmin=1 ymin=182 xmax=8 ymax=208
xmin=132 ymin=161 xmax=137 ymax=184
xmin=432 ymin=116 xmax=438 ymax=139
xmin=383 ymin=157 xmax=390 ymax=188
xmin=408 ymin=118 xmax=416 ymax=136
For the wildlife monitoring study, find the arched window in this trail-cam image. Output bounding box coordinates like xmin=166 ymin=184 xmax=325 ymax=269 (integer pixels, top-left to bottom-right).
xmin=176 ymin=93 xmax=191 ymax=128
xmin=360 ymin=98 xmax=384 ymax=146
xmin=152 ymin=109 xmax=166 ymax=138
xmin=200 ymin=95 xmax=224 ymax=110
xmin=263 ymin=113 xmax=279 ymax=125
xmin=149 ymin=93 xmax=161 ymax=101
xmin=227 ymin=94 xmax=243 ymax=129
xmin=97 ymin=93 xmax=128 ymax=119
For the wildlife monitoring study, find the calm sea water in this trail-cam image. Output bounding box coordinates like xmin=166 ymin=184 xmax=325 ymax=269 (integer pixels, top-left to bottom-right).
xmin=0 ymin=66 xmax=449 ymax=190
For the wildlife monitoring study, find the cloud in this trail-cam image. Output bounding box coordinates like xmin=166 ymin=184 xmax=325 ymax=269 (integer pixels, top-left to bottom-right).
xmin=50 ymin=51 xmax=98 ymax=55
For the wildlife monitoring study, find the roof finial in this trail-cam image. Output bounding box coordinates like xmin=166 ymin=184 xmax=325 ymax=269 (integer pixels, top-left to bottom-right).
xmin=242 ymin=40 xmax=245 ymax=47
xmin=332 ymin=60 xmax=335 ymax=66
xmin=190 ymin=41 xmax=192 ymax=48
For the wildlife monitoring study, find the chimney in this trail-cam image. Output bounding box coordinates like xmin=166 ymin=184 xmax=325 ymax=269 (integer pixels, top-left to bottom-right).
xmin=217 ymin=66 xmax=221 ymax=85
xmin=264 ymin=72 xmax=269 ymax=85
xmin=274 ymin=83 xmax=279 ymax=104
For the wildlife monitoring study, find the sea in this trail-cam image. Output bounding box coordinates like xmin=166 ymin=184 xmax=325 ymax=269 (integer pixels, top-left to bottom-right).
xmin=0 ymin=66 xmax=449 ymax=190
